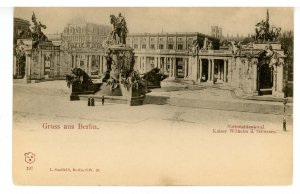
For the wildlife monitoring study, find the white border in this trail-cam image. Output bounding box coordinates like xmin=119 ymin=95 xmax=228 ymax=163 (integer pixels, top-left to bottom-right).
xmin=0 ymin=0 xmax=298 ymax=7
xmin=0 ymin=1 xmax=299 ymax=194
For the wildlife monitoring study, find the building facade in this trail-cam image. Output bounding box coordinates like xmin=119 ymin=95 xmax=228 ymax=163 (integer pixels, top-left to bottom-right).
xmin=61 ymin=18 xmax=111 ymax=49
xmin=211 ymin=26 xmax=222 ymax=39
xmin=13 ymin=18 xmax=31 ymax=44
xmin=14 ymin=17 xmax=288 ymax=98
xmin=126 ymin=32 xmax=219 ymax=79
xmin=13 ymin=18 xmax=32 ymax=78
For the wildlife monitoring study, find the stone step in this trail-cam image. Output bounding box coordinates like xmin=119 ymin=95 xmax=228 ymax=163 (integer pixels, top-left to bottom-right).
xmin=144 ymin=94 xmax=293 ymax=116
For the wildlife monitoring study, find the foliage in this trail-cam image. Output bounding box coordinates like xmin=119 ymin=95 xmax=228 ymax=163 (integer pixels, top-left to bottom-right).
xmin=240 ymin=37 xmax=254 ymax=45
xmin=279 ymin=35 xmax=293 ymax=81
xmin=254 ymin=10 xmax=281 ymax=42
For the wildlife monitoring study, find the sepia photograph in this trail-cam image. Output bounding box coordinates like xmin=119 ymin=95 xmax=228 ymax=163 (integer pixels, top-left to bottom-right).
xmin=12 ymin=7 xmax=293 ymax=185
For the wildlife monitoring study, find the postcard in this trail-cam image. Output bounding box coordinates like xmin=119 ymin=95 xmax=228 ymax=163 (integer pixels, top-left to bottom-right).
xmin=13 ymin=7 xmax=293 ymax=185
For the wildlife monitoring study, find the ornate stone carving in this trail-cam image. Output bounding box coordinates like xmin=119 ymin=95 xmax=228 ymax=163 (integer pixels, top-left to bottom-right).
xmin=202 ymin=37 xmax=213 ymax=50
xmin=229 ymin=41 xmax=242 ymax=54
xmin=31 ymin=12 xmax=48 ymax=42
xmin=254 ymin=9 xmax=281 ymax=42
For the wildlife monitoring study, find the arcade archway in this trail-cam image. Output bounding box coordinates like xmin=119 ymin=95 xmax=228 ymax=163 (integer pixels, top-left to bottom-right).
xmin=258 ymin=63 xmax=273 ymax=95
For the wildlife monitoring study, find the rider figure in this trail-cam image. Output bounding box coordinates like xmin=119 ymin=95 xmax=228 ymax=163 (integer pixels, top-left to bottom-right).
xmin=117 ymin=13 xmax=125 ymax=25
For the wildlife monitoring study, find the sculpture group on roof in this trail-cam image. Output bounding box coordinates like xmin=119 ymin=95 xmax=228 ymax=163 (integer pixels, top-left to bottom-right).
xmin=31 ymin=12 xmax=48 ymax=42
xmin=254 ymin=9 xmax=281 ymax=42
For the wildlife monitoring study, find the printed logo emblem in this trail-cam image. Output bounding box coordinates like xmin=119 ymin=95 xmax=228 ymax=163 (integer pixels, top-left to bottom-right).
xmin=24 ymin=152 xmax=35 ymax=164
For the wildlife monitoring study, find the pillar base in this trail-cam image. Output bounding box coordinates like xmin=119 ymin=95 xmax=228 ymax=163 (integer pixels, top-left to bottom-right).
xmin=252 ymin=91 xmax=259 ymax=96
xmin=273 ymin=91 xmax=285 ymax=98
xmin=167 ymin=76 xmax=176 ymax=80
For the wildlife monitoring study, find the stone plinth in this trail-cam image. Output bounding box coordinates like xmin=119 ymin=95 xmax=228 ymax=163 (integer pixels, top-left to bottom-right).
xmin=93 ymin=44 xmax=145 ymax=106
xmin=253 ymin=43 xmax=282 ymax=50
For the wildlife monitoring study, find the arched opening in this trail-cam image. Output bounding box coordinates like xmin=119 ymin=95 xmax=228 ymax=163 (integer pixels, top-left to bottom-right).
xmin=258 ymin=63 xmax=273 ymax=95
xmin=201 ymin=59 xmax=209 ymax=82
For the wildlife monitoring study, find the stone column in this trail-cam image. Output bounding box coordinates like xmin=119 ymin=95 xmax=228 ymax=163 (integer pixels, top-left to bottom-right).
xmin=27 ymin=54 xmax=31 ymax=81
xmin=99 ymin=55 xmax=102 ymax=74
xmin=158 ymin=57 xmax=161 ymax=70
xmin=75 ymin=55 xmax=77 ymax=67
xmin=88 ymin=55 xmax=92 ymax=75
xmin=224 ymin=60 xmax=228 ymax=82
xmin=13 ymin=56 xmax=17 ymax=77
xmin=208 ymin=58 xmax=211 ymax=81
xmin=41 ymin=53 xmax=45 ymax=77
xmin=220 ymin=62 xmax=223 ymax=81
xmin=138 ymin=56 xmax=141 ymax=72
xmin=24 ymin=51 xmax=31 ymax=83
xmin=53 ymin=52 xmax=58 ymax=78
xmin=96 ymin=55 xmax=99 ymax=76
xmin=252 ymin=60 xmax=258 ymax=96
xmin=71 ymin=55 xmax=73 ymax=68
xmin=195 ymin=57 xmax=199 ymax=81
xmin=164 ymin=57 xmax=167 ymax=73
xmin=169 ymin=58 xmax=173 ymax=78
xmin=173 ymin=57 xmax=176 ymax=78
xmin=144 ymin=57 xmax=147 ymax=73
xmin=103 ymin=56 xmax=107 ymax=72
xmin=211 ymin=59 xmax=215 ymax=84
xmin=228 ymin=58 xmax=232 ymax=82
xmin=77 ymin=55 xmax=80 ymax=68
xmin=84 ymin=55 xmax=87 ymax=72
xmin=154 ymin=56 xmax=157 ymax=68
xmin=199 ymin=58 xmax=203 ymax=82
xmin=184 ymin=58 xmax=187 ymax=78
xmin=272 ymin=65 xmax=277 ymax=95
xmin=166 ymin=57 xmax=169 ymax=73
xmin=276 ymin=64 xmax=284 ymax=97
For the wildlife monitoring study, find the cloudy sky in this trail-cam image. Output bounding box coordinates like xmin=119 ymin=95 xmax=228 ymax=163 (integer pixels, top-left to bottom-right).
xmin=14 ymin=7 xmax=293 ymax=36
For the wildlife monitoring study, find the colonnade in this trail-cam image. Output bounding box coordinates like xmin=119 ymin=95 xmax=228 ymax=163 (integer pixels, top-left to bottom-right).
xmin=196 ymin=57 xmax=230 ymax=83
xmin=71 ymin=54 xmax=106 ymax=76
xmin=136 ymin=55 xmax=189 ymax=79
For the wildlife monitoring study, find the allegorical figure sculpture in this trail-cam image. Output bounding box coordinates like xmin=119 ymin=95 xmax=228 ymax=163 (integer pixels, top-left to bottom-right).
xmin=110 ymin=13 xmax=128 ymax=45
xmin=254 ymin=9 xmax=281 ymax=42
xmin=31 ymin=12 xmax=48 ymax=42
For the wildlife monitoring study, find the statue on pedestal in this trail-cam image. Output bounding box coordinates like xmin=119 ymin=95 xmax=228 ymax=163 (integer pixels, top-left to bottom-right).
xmin=254 ymin=9 xmax=281 ymax=42
xmin=31 ymin=12 xmax=48 ymax=42
xmin=110 ymin=13 xmax=128 ymax=45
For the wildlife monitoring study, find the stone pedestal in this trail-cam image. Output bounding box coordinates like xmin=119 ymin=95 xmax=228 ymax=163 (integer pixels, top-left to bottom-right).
xmin=94 ymin=44 xmax=145 ymax=106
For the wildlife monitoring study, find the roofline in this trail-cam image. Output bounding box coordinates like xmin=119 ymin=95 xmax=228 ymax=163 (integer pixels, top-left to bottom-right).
xmin=127 ymin=32 xmax=218 ymax=40
xmin=14 ymin=17 xmax=30 ymax=23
